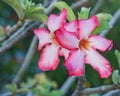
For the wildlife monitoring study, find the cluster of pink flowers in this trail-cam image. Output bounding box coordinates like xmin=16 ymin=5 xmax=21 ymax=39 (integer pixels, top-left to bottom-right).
xmin=34 ymin=8 xmax=113 ymax=78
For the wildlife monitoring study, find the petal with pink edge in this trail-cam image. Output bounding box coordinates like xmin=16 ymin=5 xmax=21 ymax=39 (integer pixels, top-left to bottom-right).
xmin=34 ymin=28 xmax=51 ymax=50
xmin=64 ymin=50 xmax=85 ymax=76
xmin=89 ymin=35 xmax=113 ymax=52
xmin=64 ymin=20 xmax=78 ymax=33
xmin=47 ymin=8 xmax=67 ymax=33
xmin=78 ymin=16 xmax=99 ymax=39
xmin=38 ymin=44 xmax=60 ymax=71
xmin=85 ymin=48 xmax=112 ymax=78
xmin=55 ymin=28 xmax=79 ymax=50
xmin=59 ymin=48 xmax=70 ymax=60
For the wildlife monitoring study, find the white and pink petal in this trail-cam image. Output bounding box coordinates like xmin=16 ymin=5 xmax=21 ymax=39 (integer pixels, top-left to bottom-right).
xmin=78 ymin=16 xmax=99 ymax=39
xmin=85 ymin=48 xmax=112 ymax=78
xmin=55 ymin=28 xmax=79 ymax=50
xmin=64 ymin=50 xmax=85 ymax=76
xmin=89 ymin=35 xmax=113 ymax=52
xmin=59 ymin=48 xmax=70 ymax=60
xmin=38 ymin=44 xmax=60 ymax=71
xmin=34 ymin=28 xmax=51 ymax=50
xmin=64 ymin=20 xmax=78 ymax=33
xmin=47 ymin=8 xmax=67 ymax=33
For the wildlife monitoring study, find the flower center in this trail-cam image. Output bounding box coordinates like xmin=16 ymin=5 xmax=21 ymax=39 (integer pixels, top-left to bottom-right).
xmin=79 ymin=38 xmax=90 ymax=50
xmin=51 ymin=33 xmax=59 ymax=45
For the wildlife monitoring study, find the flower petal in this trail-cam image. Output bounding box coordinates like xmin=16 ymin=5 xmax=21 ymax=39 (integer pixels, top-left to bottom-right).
xmin=64 ymin=20 xmax=78 ymax=33
xmin=64 ymin=50 xmax=85 ymax=76
xmin=78 ymin=16 xmax=99 ymax=39
xmin=55 ymin=28 xmax=79 ymax=50
xmin=38 ymin=44 xmax=60 ymax=71
xmin=85 ymin=48 xmax=112 ymax=78
xmin=34 ymin=28 xmax=51 ymax=50
xmin=89 ymin=35 xmax=113 ymax=52
xmin=47 ymin=8 xmax=67 ymax=32
xmin=59 ymin=48 xmax=70 ymax=60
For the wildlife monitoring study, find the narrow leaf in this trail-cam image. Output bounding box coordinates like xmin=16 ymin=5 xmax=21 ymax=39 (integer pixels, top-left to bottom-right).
xmin=96 ymin=13 xmax=112 ymax=21
xmin=115 ymin=50 xmax=120 ymax=68
xmin=92 ymin=21 xmax=110 ymax=34
xmin=112 ymin=70 xmax=120 ymax=84
xmin=25 ymin=14 xmax=48 ymax=24
xmin=54 ymin=1 xmax=76 ymax=21
xmin=0 ymin=26 xmax=5 ymax=37
xmin=2 ymin=0 xmax=24 ymax=19
xmin=78 ymin=7 xmax=90 ymax=19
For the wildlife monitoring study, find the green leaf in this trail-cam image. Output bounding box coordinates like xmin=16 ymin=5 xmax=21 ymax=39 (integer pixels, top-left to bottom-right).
xmin=0 ymin=26 xmax=5 ymax=37
xmin=2 ymin=0 xmax=45 ymax=22
xmin=78 ymin=7 xmax=90 ymax=19
xmin=2 ymin=0 xmax=24 ymax=19
xmin=96 ymin=13 xmax=112 ymax=21
xmin=54 ymin=1 xmax=76 ymax=21
xmin=92 ymin=21 xmax=110 ymax=34
xmin=30 ymin=4 xmax=44 ymax=14
xmin=12 ymin=84 xmax=18 ymax=93
xmin=50 ymin=90 xmax=63 ymax=96
xmin=112 ymin=70 xmax=120 ymax=84
xmin=25 ymin=14 xmax=48 ymax=24
xmin=115 ymin=50 xmax=120 ymax=68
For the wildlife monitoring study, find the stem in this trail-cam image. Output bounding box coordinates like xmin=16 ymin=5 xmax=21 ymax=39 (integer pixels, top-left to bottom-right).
xmin=60 ymin=76 xmax=77 ymax=95
xmin=90 ymin=0 xmax=103 ymax=16
xmin=100 ymin=8 xmax=120 ymax=36
xmin=82 ymin=84 xmax=120 ymax=95
xmin=72 ymin=76 xmax=86 ymax=96
xmin=71 ymin=0 xmax=88 ymax=10
xmin=12 ymin=36 xmax=38 ymax=84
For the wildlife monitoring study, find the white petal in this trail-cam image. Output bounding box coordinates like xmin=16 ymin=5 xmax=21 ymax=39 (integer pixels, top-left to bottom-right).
xmin=64 ymin=50 xmax=85 ymax=76
xmin=38 ymin=44 xmax=60 ymax=71
xmin=34 ymin=28 xmax=51 ymax=50
xmin=85 ymin=48 xmax=112 ymax=78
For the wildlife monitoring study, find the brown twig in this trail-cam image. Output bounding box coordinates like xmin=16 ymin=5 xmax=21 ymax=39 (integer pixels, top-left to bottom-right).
xmin=72 ymin=76 xmax=86 ymax=96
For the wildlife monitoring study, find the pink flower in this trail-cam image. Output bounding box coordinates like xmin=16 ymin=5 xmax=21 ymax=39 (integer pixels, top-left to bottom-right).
xmin=34 ymin=9 xmax=70 ymax=71
xmin=55 ymin=16 xmax=113 ymax=78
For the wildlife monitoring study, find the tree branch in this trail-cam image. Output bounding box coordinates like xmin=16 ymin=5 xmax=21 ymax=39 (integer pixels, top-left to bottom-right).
xmin=12 ymin=36 xmax=38 ymax=84
xmin=0 ymin=21 xmax=39 ymax=55
xmin=44 ymin=0 xmax=60 ymax=14
xmin=82 ymin=84 xmax=120 ymax=95
xmin=72 ymin=76 xmax=86 ymax=96
xmin=90 ymin=0 xmax=103 ymax=16
xmin=103 ymin=89 xmax=120 ymax=96
xmin=0 ymin=20 xmax=23 ymax=42
xmin=100 ymin=8 xmax=120 ymax=36
xmin=60 ymin=76 xmax=77 ymax=95
xmin=70 ymin=0 xmax=88 ymax=10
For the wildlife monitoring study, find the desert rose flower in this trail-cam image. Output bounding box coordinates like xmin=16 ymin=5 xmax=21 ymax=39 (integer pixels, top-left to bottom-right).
xmin=34 ymin=9 xmax=71 ymax=71
xmin=55 ymin=16 xmax=113 ymax=78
